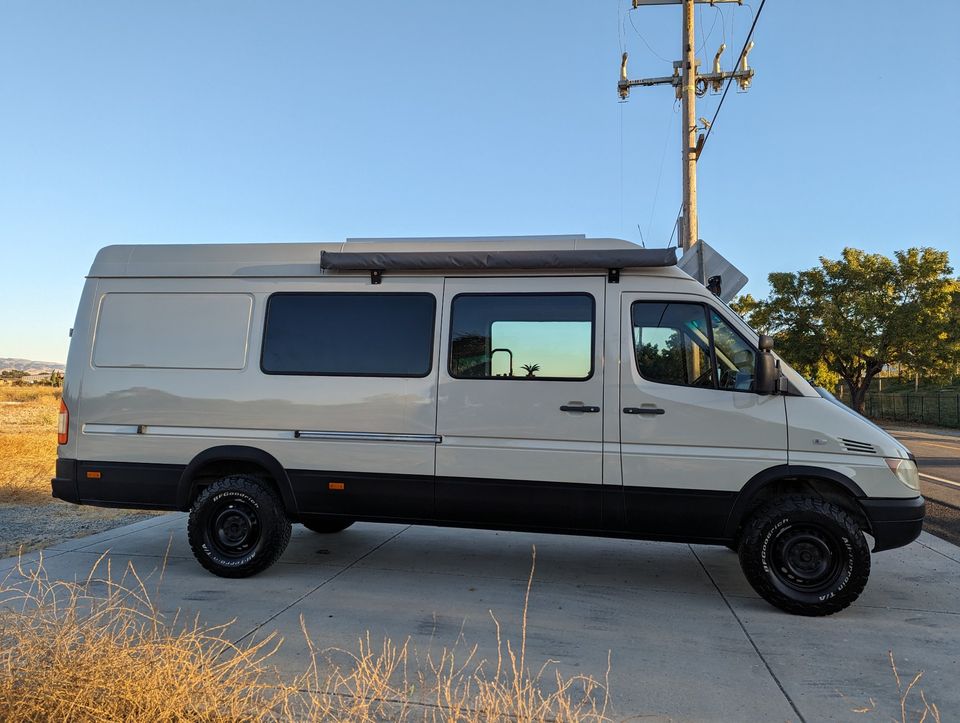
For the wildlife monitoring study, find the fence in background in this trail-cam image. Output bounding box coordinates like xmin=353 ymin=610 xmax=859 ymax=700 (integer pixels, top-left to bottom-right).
xmin=862 ymin=394 xmax=960 ymax=429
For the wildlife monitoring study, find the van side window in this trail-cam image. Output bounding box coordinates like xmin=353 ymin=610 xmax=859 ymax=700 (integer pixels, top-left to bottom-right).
xmin=631 ymin=302 xmax=715 ymax=388
xmin=261 ymin=293 xmax=436 ymax=377
xmin=631 ymin=302 xmax=758 ymax=392
xmin=709 ymin=310 xmax=757 ymax=391
xmin=449 ymin=294 xmax=593 ymax=380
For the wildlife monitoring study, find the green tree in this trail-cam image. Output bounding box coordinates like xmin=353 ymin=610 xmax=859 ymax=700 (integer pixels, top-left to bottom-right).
xmin=739 ymin=247 xmax=954 ymax=413
xmin=729 ymin=293 xmax=759 ymax=319
xmin=941 ymin=280 xmax=960 ymax=383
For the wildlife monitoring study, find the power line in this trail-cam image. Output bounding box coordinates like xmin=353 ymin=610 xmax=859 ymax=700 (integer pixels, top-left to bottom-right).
xmin=646 ymin=103 xmax=679 ymax=245
xmin=628 ymin=12 xmax=673 ymax=64
xmin=662 ymin=0 xmax=766 ymax=247
xmin=696 ymin=4 xmax=721 ymax=56
xmin=699 ymin=0 xmax=766 ymax=157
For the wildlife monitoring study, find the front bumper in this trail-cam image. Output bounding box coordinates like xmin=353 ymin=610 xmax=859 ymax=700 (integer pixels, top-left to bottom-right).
xmin=861 ymin=496 xmax=925 ymax=552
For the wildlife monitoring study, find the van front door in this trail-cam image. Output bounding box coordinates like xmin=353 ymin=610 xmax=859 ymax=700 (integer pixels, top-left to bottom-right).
xmin=618 ymin=293 xmax=788 ymax=540
xmin=436 ymin=277 xmax=606 ymax=530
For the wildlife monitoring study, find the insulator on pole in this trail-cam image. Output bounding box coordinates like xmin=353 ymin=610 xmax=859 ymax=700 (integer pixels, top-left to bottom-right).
xmin=737 ymin=41 xmax=755 ymax=90
xmin=619 ymin=52 xmax=630 ymax=100
xmin=711 ymin=43 xmax=726 ymax=92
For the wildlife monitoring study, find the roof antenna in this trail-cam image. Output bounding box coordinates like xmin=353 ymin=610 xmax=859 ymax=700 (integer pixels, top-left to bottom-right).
xmin=636 ymin=224 xmax=646 ymax=248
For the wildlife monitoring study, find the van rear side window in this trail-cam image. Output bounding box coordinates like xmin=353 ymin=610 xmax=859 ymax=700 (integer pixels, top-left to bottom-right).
xmin=261 ymin=293 xmax=436 ymax=377
xmin=449 ymin=294 xmax=594 ymax=380
xmin=92 ymin=293 xmax=253 ymax=370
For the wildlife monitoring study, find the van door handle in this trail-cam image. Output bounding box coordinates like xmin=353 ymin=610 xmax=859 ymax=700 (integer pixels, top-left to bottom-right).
xmin=623 ymin=407 xmax=665 ymax=415
xmin=560 ymin=405 xmax=600 ymax=413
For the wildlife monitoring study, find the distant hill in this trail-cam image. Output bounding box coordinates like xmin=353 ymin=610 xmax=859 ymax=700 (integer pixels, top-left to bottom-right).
xmin=0 ymin=358 xmax=66 ymax=374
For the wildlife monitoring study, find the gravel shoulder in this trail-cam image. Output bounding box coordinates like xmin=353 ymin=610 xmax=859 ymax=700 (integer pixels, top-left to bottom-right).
xmin=0 ymin=501 xmax=162 ymax=559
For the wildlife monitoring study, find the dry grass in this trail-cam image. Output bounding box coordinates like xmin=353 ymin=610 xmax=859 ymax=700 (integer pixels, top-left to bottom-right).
xmin=851 ymin=651 xmax=942 ymax=722
xmin=0 ymin=548 xmax=611 ymax=722
xmin=0 ymin=384 xmax=60 ymax=504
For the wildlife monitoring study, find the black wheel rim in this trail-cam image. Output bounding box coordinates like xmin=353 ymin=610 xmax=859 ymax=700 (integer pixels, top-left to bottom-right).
xmin=207 ymin=497 xmax=262 ymax=558
xmin=769 ymin=523 xmax=843 ymax=593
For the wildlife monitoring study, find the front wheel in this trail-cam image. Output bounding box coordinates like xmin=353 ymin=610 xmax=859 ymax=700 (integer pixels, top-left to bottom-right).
xmin=738 ymin=496 xmax=870 ymax=616
xmin=188 ymin=475 xmax=292 ymax=578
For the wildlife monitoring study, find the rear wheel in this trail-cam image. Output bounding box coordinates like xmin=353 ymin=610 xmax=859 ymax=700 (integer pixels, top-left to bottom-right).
xmin=188 ymin=475 xmax=292 ymax=578
xmin=738 ymin=495 xmax=870 ymax=616
xmin=301 ymin=517 xmax=354 ymax=534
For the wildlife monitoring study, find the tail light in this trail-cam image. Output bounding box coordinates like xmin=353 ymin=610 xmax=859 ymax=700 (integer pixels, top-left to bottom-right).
xmin=58 ymin=399 xmax=69 ymax=445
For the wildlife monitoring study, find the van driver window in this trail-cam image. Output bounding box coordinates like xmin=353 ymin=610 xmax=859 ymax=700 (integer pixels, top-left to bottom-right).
xmin=449 ymin=294 xmax=593 ymax=380
xmin=710 ymin=310 xmax=757 ymax=391
xmin=632 ymin=302 xmax=715 ymax=388
xmin=631 ymin=302 xmax=757 ymax=392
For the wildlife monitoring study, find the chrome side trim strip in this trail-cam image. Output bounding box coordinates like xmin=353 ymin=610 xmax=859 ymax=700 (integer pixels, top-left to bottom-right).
xmin=142 ymin=426 xmax=296 ymax=440
xmin=81 ymin=424 xmax=440 ymax=444
xmin=296 ymin=431 xmax=442 ymax=444
xmin=83 ymin=423 xmax=139 ymax=435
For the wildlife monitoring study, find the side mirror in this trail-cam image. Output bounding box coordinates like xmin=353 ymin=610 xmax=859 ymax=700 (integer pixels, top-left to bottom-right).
xmin=755 ymin=335 xmax=778 ymax=394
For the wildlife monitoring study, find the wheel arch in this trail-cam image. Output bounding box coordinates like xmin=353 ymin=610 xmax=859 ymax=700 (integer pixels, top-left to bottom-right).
xmin=724 ymin=465 xmax=868 ymax=541
xmin=177 ymin=445 xmax=299 ymax=515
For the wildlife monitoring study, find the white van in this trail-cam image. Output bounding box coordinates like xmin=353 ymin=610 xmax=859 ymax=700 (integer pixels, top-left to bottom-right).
xmin=53 ymin=236 xmax=924 ymax=616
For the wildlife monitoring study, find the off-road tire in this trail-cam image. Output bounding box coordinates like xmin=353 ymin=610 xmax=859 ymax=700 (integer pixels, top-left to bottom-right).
xmin=188 ymin=475 xmax=292 ymax=578
xmin=738 ymin=495 xmax=871 ymax=616
xmin=300 ymin=517 xmax=355 ymax=534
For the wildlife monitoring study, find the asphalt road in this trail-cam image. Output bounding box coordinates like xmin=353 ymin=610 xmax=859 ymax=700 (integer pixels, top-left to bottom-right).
xmin=887 ymin=427 xmax=960 ymax=546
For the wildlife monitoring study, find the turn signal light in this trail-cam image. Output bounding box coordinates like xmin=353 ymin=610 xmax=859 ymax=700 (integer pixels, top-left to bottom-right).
xmin=57 ymin=399 xmax=69 ymax=445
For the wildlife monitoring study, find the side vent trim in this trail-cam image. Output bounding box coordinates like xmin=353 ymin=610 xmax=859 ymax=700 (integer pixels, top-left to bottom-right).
xmin=840 ymin=438 xmax=877 ymax=454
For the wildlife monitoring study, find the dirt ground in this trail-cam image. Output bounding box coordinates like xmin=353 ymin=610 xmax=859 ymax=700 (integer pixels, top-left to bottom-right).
xmin=0 ymin=502 xmax=160 ymax=559
xmin=0 ymin=384 xmax=162 ymax=558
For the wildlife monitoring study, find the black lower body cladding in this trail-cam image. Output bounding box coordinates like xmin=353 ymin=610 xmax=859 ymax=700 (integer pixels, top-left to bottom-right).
xmin=50 ymin=457 xmax=925 ymax=552
xmin=52 ymin=459 xmax=182 ymax=510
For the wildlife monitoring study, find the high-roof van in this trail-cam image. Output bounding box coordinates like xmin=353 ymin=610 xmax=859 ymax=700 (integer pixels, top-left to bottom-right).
xmin=53 ymin=236 xmax=924 ymax=616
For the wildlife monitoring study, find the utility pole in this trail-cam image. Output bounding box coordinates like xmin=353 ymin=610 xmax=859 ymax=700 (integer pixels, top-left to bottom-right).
xmin=681 ymin=0 xmax=698 ymax=254
xmin=619 ymin=0 xmax=755 ymax=256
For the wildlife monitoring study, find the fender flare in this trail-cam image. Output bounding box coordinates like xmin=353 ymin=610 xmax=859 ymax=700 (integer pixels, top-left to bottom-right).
xmin=723 ymin=464 xmax=866 ymax=539
xmin=176 ymin=445 xmax=299 ymax=514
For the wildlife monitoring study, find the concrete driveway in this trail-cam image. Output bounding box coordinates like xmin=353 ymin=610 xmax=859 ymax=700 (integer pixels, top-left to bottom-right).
xmin=2 ymin=516 xmax=958 ymax=721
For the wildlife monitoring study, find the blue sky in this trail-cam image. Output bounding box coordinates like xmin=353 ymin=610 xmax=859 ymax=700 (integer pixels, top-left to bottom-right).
xmin=1 ymin=1 xmax=957 ymax=362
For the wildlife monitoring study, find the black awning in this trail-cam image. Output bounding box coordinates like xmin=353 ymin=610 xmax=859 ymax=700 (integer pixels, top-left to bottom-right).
xmin=319 ymin=247 xmax=677 ymax=272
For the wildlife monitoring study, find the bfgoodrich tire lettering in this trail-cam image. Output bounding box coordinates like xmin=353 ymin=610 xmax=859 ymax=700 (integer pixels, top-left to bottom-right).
xmin=188 ymin=475 xmax=292 ymax=578
xmin=739 ymin=495 xmax=871 ymax=616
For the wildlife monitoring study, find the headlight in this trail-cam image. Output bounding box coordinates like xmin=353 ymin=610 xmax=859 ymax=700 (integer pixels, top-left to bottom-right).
xmin=885 ymin=458 xmax=920 ymax=491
